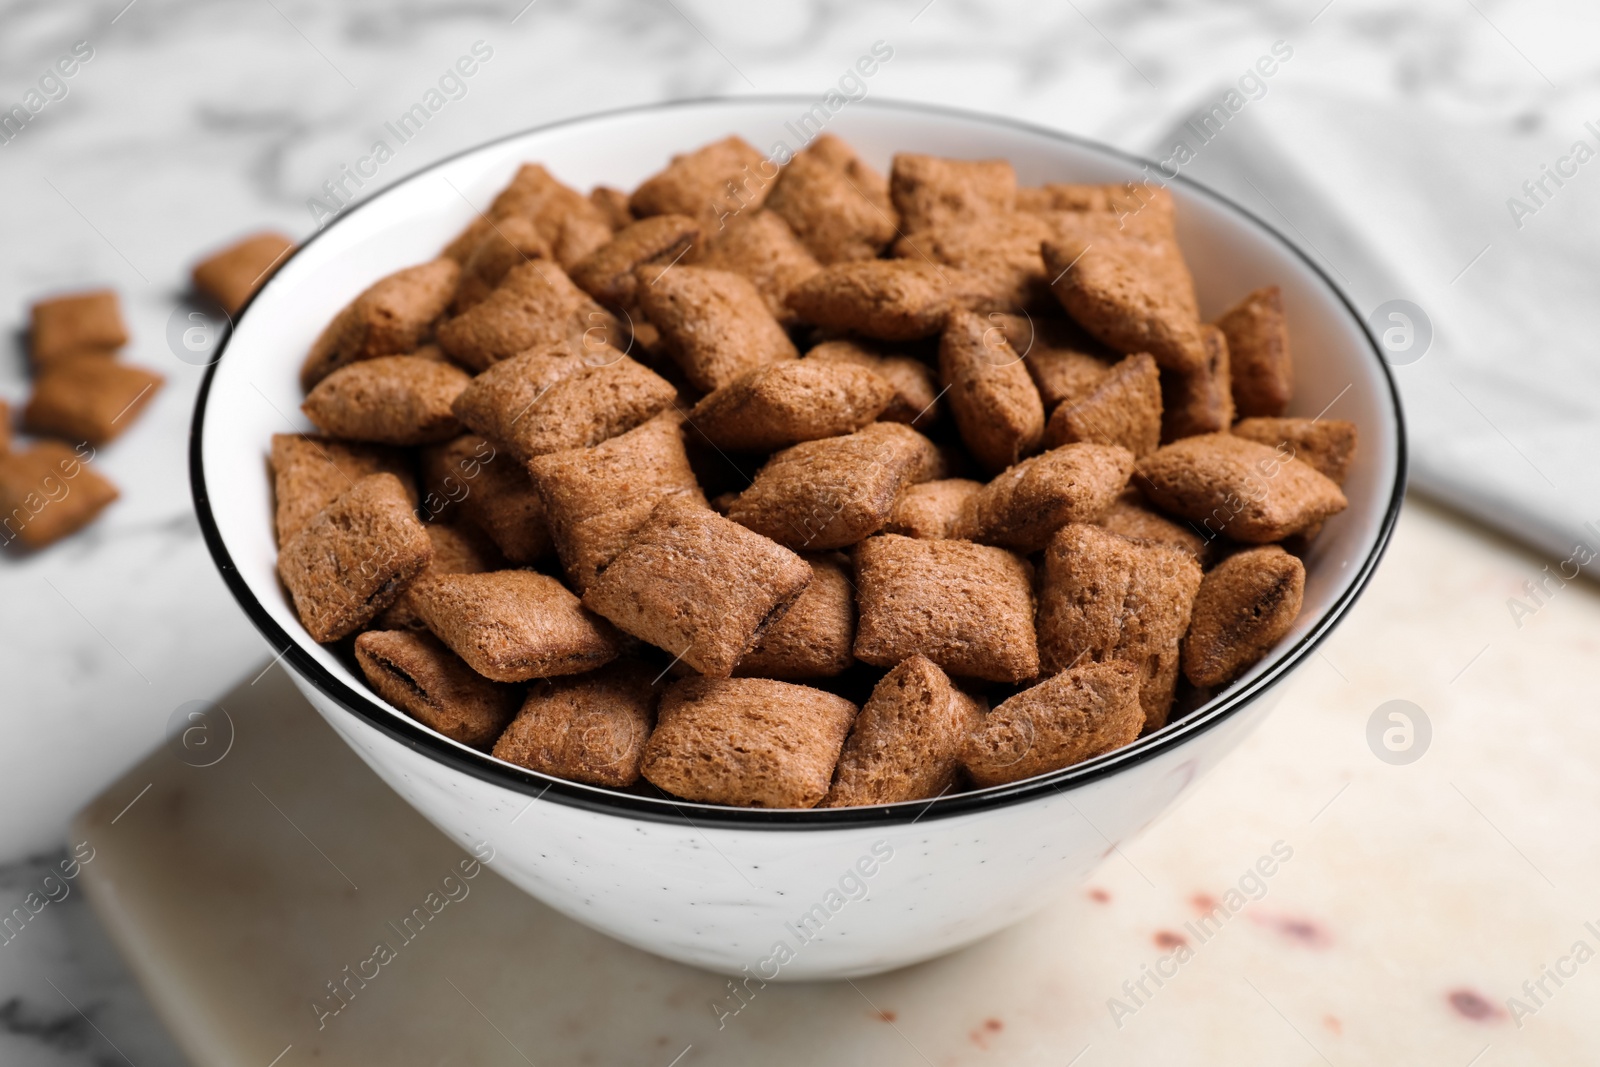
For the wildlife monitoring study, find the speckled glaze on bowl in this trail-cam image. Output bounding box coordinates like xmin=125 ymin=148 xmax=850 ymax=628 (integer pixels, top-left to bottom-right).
xmin=192 ymin=97 xmax=1404 ymax=980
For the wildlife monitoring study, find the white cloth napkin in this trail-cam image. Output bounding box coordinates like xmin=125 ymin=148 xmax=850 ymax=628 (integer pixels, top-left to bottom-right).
xmin=1155 ymin=86 xmax=1600 ymax=577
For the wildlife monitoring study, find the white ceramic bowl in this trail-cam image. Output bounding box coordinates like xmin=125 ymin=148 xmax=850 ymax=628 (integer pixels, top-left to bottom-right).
xmin=192 ymin=97 xmax=1404 ymax=980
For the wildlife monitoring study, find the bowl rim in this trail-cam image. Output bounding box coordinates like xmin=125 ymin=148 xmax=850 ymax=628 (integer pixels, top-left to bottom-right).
xmin=190 ymin=94 xmax=1407 ymax=830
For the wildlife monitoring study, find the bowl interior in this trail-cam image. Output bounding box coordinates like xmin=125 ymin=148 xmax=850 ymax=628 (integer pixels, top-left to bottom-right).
xmin=194 ymin=97 xmax=1403 ymax=823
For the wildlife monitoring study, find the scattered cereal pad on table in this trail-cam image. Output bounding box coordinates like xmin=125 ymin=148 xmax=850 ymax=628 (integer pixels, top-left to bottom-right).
xmin=640 ymin=677 xmax=857 ymax=808
xmin=726 ymin=422 xmax=930 ymax=551
xmin=450 ymin=344 xmax=675 ymax=461
xmin=628 ymin=135 xmax=774 ymax=237
xmin=582 ymin=498 xmax=812 ymax=678
xmin=0 ymin=441 xmax=118 ymax=549
xmin=804 ymin=339 xmax=941 ymax=427
xmin=435 ymin=261 xmax=625 ymax=372
xmin=276 ymin=473 xmax=434 ymax=644
xmin=1035 ymin=523 xmax=1203 ymax=730
xmin=300 ymin=259 xmax=459 ymax=389
xmin=764 ymin=135 xmax=896 ymax=264
xmin=1136 ymin=433 xmax=1347 ymax=544
xmin=853 ymin=534 xmax=1039 ymax=683
xmin=951 ymin=443 xmax=1133 ymax=553
xmin=528 ymin=413 xmax=705 ymax=591
xmin=191 ymin=231 xmax=295 ymax=315
xmin=301 ymin=355 xmax=470 ymax=446
xmin=687 ymin=359 xmax=893 ymax=452
xmin=821 ymin=655 xmax=985 ymax=808
xmin=412 ymin=570 xmax=619 ymax=683
xmin=29 ymin=289 xmax=127 ymax=367
xmin=451 ymin=215 xmax=552 ymax=313
xmin=270 ymin=433 xmax=415 ymax=547
xmin=1214 ymin=285 xmax=1292 ymax=419
xmin=787 ymin=260 xmax=969 ymax=342
xmin=570 ymin=214 xmax=699 ymax=308
xmin=1043 ymin=238 xmax=1207 ymax=374
xmin=421 ymin=434 xmax=552 ymax=564
xmin=1231 ymin=417 xmax=1358 ymax=485
xmin=375 ymin=522 xmax=503 ymax=630
xmin=1159 ymin=323 xmax=1234 ymax=443
xmin=695 ymin=211 xmax=822 ymax=326
xmin=1182 ymin=545 xmax=1306 ymax=688
xmin=492 ymin=660 xmax=659 ymax=787
xmin=354 ymin=630 xmax=519 ymax=748
xmin=885 ymin=478 xmax=983 ymax=540
xmin=1043 ymin=352 xmax=1162 ymax=458
xmin=635 ymin=264 xmax=798 ymax=392
xmin=734 ymin=553 xmax=856 ymax=680
xmin=940 ymin=309 xmax=1045 ymax=473
xmin=962 ymin=661 xmax=1144 ymax=788
xmin=24 ymin=357 xmax=163 ymax=446
xmin=889 ymin=153 xmax=1017 ymax=234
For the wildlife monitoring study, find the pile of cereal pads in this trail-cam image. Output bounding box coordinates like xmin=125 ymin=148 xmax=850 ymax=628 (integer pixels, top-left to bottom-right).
xmin=1 ymin=232 xmax=293 ymax=549
xmin=271 ymin=133 xmax=1356 ymax=809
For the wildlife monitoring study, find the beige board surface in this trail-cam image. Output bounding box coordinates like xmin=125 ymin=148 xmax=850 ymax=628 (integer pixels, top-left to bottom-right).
xmin=73 ymin=498 xmax=1600 ymax=1066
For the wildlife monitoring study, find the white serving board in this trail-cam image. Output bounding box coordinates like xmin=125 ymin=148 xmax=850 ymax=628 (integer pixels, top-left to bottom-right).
xmin=74 ymin=499 xmax=1600 ymax=1065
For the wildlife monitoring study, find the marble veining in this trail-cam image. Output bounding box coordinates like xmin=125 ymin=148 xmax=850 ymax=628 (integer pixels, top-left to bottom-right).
xmin=0 ymin=851 xmax=185 ymax=1066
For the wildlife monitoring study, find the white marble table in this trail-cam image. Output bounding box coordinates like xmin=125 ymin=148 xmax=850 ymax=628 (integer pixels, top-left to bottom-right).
xmin=0 ymin=0 xmax=1593 ymax=1063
